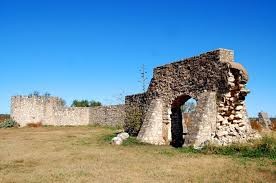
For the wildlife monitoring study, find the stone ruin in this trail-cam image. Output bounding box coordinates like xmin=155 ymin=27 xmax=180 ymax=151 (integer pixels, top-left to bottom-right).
xmin=10 ymin=48 xmax=260 ymax=148
xmin=258 ymin=112 xmax=272 ymax=129
xmin=11 ymin=96 xmax=125 ymax=127
xmin=125 ymin=48 xmax=259 ymax=147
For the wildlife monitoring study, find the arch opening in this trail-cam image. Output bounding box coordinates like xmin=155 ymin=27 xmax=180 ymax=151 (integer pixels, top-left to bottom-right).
xmin=170 ymin=95 xmax=197 ymax=147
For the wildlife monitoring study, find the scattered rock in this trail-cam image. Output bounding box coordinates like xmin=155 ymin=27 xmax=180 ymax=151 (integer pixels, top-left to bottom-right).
xmin=117 ymin=132 xmax=130 ymax=140
xmin=111 ymin=137 xmax=123 ymax=145
xmin=111 ymin=132 xmax=130 ymax=145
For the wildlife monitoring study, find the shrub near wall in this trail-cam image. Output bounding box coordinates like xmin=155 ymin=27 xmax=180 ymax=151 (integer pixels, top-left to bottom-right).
xmin=124 ymin=94 xmax=145 ymax=136
xmin=0 ymin=119 xmax=18 ymax=128
xmin=0 ymin=114 xmax=10 ymax=123
xmin=124 ymin=105 xmax=143 ymax=136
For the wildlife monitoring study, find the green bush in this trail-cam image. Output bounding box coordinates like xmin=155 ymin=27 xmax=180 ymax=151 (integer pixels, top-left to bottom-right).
xmin=71 ymin=100 xmax=102 ymax=107
xmin=124 ymin=106 xmax=143 ymax=136
xmin=0 ymin=119 xmax=18 ymax=128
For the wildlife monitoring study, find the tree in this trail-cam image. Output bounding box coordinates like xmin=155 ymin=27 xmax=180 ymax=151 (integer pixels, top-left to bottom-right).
xmin=89 ymin=100 xmax=102 ymax=107
xmin=71 ymin=99 xmax=102 ymax=107
xmin=139 ymin=64 xmax=148 ymax=93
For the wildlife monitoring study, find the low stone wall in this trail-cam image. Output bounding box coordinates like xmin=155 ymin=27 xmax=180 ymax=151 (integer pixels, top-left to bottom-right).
xmin=89 ymin=105 xmax=125 ymax=127
xmin=11 ymin=96 xmax=125 ymax=127
xmin=52 ymin=107 xmax=90 ymax=126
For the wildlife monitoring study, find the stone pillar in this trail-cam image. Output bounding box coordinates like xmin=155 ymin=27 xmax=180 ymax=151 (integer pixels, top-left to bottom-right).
xmin=137 ymin=99 xmax=165 ymax=145
xmin=184 ymin=92 xmax=217 ymax=148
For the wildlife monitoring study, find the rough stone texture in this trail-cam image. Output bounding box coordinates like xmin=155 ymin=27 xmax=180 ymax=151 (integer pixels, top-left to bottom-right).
xmin=258 ymin=112 xmax=272 ymax=129
xmin=137 ymin=99 xmax=164 ymax=145
xmin=124 ymin=93 xmax=146 ymax=135
xmin=51 ymin=107 xmax=90 ymax=126
xmin=185 ymin=92 xmax=217 ymax=147
xmin=125 ymin=48 xmax=258 ymax=147
xmin=11 ymin=96 xmax=125 ymax=127
xmin=89 ymin=105 xmax=125 ymax=127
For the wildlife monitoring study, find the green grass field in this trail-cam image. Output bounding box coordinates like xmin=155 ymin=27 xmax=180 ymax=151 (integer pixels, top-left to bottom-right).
xmin=0 ymin=126 xmax=275 ymax=183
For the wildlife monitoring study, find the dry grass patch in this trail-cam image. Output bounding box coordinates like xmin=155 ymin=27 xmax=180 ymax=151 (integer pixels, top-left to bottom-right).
xmin=0 ymin=126 xmax=275 ymax=183
xmin=26 ymin=122 xmax=43 ymax=128
xmin=251 ymin=119 xmax=263 ymax=132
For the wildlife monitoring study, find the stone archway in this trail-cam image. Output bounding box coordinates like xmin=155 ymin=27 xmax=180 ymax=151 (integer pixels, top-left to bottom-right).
xmin=126 ymin=48 xmax=259 ymax=147
xmin=170 ymin=95 xmax=192 ymax=147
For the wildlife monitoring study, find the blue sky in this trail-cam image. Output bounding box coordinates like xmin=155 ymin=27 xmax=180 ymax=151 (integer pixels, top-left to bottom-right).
xmin=0 ymin=0 xmax=275 ymax=117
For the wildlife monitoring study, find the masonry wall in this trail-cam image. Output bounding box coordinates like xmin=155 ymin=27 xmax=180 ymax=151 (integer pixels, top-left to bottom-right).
xmin=185 ymin=92 xmax=217 ymax=147
xmin=11 ymin=96 xmax=64 ymax=127
xmin=11 ymin=96 xmax=125 ymax=127
xmin=126 ymin=48 xmax=259 ymax=147
xmin=137 ymin=99 xmax=164 ymax=145
xmin=89 ymin=105 xmax=125 ymax=127
xmin=51 ymin=107 xmax=90 ymax=126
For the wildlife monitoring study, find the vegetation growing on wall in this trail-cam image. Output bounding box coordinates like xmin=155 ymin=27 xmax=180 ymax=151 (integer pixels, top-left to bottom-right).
xmin=124 ymin=105 xmax=143 ymax=136
xmin=26 ymin=91 xmax=67 ymax=106
xmin=139 ymin=64 xmax=148 ymax=93
xmin=28 ymin=91 xmax=51 ymax=97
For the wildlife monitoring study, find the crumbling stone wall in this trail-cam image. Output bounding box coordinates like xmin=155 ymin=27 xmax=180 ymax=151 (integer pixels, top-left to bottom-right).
xmin=258 ymin=112 xmax=272 ymax=129
xmin=11 ymin=96 xmax=125 ymax=127
xmin=126 ymin=49 xmax=259 ymax=147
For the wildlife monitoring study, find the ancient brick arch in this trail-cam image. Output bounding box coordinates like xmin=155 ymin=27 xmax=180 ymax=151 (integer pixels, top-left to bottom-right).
xmin=125 ymin=49 xmax=259 ymax=147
